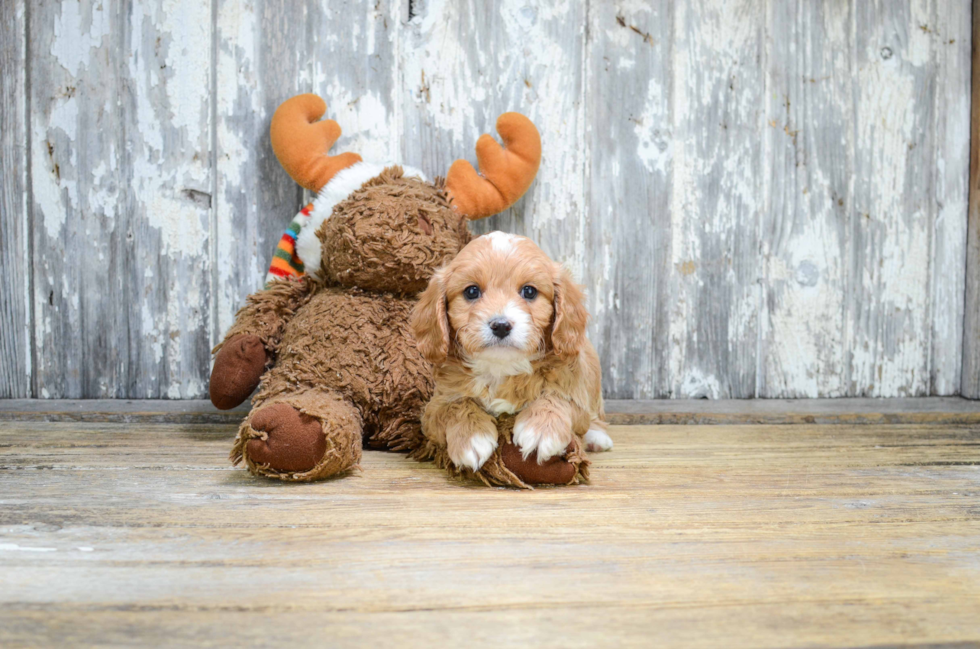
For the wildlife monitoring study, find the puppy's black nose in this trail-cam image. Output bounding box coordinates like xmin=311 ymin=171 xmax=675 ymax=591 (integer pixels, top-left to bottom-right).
xmin=489 ymin=318 xmax=512 ymax=339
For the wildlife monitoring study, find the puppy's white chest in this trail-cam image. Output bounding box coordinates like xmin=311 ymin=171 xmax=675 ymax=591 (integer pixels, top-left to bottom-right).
xmin=465 ymin=353 xmax=533 ymax=417
xmin=474 ymin=375 xmax=519 ymax=416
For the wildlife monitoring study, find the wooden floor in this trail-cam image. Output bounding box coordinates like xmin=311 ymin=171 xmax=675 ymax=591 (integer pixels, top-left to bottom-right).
xmin=1 ymin=406 xmax=980 ymax=647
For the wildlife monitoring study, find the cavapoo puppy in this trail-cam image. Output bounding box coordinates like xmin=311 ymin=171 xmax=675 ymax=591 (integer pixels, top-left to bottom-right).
xmin=411 ymin=231 xmax=613 ymax=474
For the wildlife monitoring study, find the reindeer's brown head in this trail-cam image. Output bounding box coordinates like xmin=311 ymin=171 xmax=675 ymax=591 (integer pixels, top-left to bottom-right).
xmin=270 ymin=95 xmax=541 ymax=295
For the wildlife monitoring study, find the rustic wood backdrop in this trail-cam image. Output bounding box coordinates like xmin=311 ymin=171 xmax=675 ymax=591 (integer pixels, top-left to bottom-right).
xmin=0 ymin=0 xmax=975 ymax=400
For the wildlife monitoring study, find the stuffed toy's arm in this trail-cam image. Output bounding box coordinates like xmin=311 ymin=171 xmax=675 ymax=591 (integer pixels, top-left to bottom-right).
xmin=209 ymin=277 xmax=314 ymax=409
xmin=218 ymin=276 xmax=313 ymax=351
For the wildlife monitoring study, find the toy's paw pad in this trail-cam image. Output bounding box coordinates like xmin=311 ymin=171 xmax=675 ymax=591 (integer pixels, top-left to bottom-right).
xmin=513 ymin=417 xmax=573 ymax=464
xmin=584 ymin=427 xmax=613 ymax=453
xmin=500 ymin=442 xmax=577 ymax=485
xmin=247 ymin=403 xmax=326 ymax=472
xmin=210 ymin=334 xmax=269 ymax=410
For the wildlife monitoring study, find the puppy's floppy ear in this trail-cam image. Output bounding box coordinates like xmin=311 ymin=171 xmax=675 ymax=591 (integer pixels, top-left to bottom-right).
xmin=550 ymin=265 xmax=588 ymax=359
xmin=412 ymin=269 xmax=451 ymax=363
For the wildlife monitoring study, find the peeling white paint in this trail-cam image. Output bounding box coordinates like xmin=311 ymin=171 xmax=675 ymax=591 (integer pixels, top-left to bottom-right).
xmin=129 ymin=1 xmax=213 ymax=261
xmin=401 ymin=0 xmax=488 ymax=146
xmin=760 ymin=0 xmax=851 ymax=398
xmin=160 ymin=0 xmax=211 ymax=145
xmin=47 ymin=95 xmax=79 ymax=154
xmin=851 ymin=47 xmax=928 ymax=396
xmin=214 ymin=0 xmax=263 ymax=338
xmin=50 ymin=1 xmax=110 ymax=77
xmin=932 ymin=2 xmax=972 ymax=395
xmin=32 ymin=113 xmax=68 ymax=239
xmin=88 ymin=159 xmax=119 ymax=218
xmin=313 ymin=82 xmax=394 ymax=163
xmin=635 ymin=79 xmax=669 ymax=174
xmin=906 ymin=0 xmax=933 ymax=66
xmin=142 ymin=190 xmax=210 ymax=259
xmin=142 ymin=304 xmax=163 ymax=364
xmin=677 ymin=368 xmax=722 ymax=399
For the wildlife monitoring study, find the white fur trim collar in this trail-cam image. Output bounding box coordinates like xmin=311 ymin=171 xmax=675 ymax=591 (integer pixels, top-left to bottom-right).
xmin=295 ymin=162 xmax=426 ymax=277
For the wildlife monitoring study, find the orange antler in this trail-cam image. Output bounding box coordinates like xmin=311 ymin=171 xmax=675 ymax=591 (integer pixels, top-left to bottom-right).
xmin=445 ymin=113 xmax=541 ymax=219
xmin=270 ymin=94 xmax=362 ymax=192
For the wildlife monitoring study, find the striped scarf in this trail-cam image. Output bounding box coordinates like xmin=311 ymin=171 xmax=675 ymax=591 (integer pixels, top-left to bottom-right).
xmin=264 ymin=204 xmax=312 ymax=287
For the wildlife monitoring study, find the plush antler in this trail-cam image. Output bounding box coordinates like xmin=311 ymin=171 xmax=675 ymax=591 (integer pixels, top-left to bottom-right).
xmin=270 ymin=94 xmax=362 ymax=193
xmin=445 ymin=113 xmax=541 ymax=219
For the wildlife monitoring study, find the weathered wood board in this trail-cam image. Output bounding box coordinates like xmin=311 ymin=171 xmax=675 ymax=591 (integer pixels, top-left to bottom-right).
xmin=1 ymin=420 xmax=978 ymax=646
xmin=0 ymin=0 xmax=30 ymax=398
xmin=27 ymin=0 xmax=213 ymax=398
xmin=762 ymin=1 xmax=972 ymax=398
xmin=0 ymin=0 xmax=973 ymax=399
xmin=586 ymin=2 xmax=674 ymax=399
xmin=963 ymin=0 xmax=980 ymax=399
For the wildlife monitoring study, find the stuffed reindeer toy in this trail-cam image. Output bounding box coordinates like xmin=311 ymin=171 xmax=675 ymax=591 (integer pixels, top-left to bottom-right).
xmin=209 ymin=94 xmax=590 ymax=487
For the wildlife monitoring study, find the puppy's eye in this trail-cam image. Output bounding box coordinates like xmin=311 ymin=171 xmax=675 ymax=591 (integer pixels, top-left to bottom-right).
xmin=463 ymin=285 xmax=482 ymax=300
xmin=520 ymin=285 xmax=538 ymax=300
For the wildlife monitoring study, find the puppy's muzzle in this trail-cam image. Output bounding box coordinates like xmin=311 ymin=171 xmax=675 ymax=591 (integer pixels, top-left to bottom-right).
xmin=489 ymin=317 xmax=513 ymax=339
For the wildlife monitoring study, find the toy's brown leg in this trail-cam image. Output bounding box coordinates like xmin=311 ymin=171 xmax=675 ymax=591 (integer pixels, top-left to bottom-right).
xmin=497 ymin=401 xmax=597 ymax=484
xmin=209 ymin=334 xmax=269 ymax=410
xmin=247 ymin=404 xmax=326 ymax=472
xmin=492 ymin=413 xmax=589 ymax=488
xmin=499 ymin=442 xmax=578 ymax=485
xmin=231 ymin=390 xmax=363 ymax=482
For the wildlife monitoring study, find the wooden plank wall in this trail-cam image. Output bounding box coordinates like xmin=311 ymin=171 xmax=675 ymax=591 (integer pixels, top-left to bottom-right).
xmin=0 ymin=0 xmax=30 ymax=398
xmin=0 ymin=0 xmax=972 ymax=400
xmin=963 ymin=0 xmax=980 ymax=398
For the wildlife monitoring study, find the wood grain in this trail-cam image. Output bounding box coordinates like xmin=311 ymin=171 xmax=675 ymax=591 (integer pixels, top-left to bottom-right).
xmin=0 ymin=0 xmax=30 ymax=398
xmin=930 ymin=2 xmax=972 ymax=396
xmin=667 ymin=1 xmax=766 ymax=399
xmin=1 ymin=419 xmax=978 ymax=647
xmin=584 ymin=1 xmax=672 ymax=399
xmin=760 ymin=1 xmax=851 ymax=398
xmin=846 ymin=0 xmax=970 ymax=398
xmin=963 ymin=0 xmax=980 ymax=399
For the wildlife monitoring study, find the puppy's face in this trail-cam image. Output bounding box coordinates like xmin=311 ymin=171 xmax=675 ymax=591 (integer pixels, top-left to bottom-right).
xmin=412 ymin=232 xmax=588 ymax=366
xmin=445 ymin=232 xmax=555 ymax=362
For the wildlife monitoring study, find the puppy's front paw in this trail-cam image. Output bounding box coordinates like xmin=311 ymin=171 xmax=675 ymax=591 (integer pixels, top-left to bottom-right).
xmin=584 ymin=427 xmax=613 ymax=452
xmin=448 ymin=427 xmax=498 ymax=472
xmin=513 ymin=413 xmax=574 ymax=464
